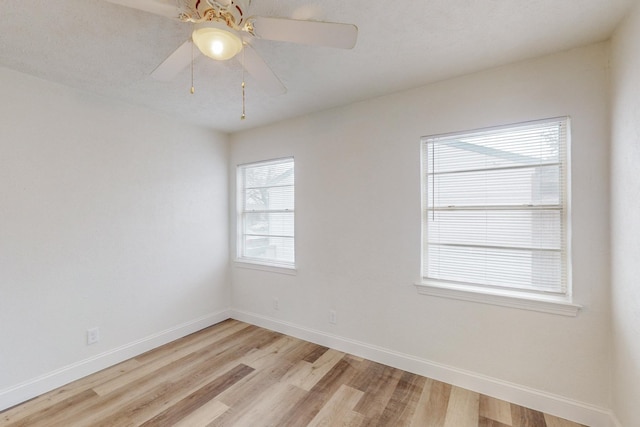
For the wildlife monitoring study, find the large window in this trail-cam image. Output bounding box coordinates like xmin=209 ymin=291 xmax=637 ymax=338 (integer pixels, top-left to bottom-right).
xmin=420 ymin=118 xmax=572 ymax=308
xmin=237 ymin=157 xmax=295 ymax=268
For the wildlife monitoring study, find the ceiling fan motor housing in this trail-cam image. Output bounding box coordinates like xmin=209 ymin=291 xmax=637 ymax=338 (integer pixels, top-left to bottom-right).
xmin=181 ymin=0 xmax=251 ymax=28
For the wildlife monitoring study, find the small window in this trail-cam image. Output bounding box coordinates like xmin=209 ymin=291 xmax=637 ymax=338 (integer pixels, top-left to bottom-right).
xmin=237 ymin=157 xmax=295 ymax=268
xmin=420 ymin=118 xmax=570 ymax=302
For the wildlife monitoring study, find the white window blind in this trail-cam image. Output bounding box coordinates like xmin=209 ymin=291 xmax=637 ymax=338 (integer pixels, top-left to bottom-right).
xmin=238 ymin=157 xmax=295 ymax=267
xmin=422 ymin=118 xmax=569 ymax=294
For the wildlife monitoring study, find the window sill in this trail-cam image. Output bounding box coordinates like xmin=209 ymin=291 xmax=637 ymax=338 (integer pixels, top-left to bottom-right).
xmin=414 ymin=281 xmax=581 ymax=317
xmin=234 ymin=260 xmax=297 ymax=276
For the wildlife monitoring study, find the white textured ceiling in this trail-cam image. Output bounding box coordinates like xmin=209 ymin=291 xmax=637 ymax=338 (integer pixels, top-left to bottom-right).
xmin=0 ymin=0 xmax=634 ymax=133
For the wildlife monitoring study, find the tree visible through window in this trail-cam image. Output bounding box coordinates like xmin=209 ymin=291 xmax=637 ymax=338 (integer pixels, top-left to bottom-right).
xmin=238 ymin=158 xmax=295 ymax=267
xmin=421 ymin=118 xmax=569 ymax=295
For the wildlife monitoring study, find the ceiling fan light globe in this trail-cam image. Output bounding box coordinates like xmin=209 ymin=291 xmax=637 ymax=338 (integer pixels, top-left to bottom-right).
xmin=192 ymin=27 xmax=243 ymax=60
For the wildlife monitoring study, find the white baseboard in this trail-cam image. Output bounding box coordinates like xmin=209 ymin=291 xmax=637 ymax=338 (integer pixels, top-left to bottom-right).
xmin=230 ymin=309 xmax=616 ymax=427
xmin=0 ymin=309 xmax=231 ymax=412
xmin=1 ymin=308 xmax=618 ymax=427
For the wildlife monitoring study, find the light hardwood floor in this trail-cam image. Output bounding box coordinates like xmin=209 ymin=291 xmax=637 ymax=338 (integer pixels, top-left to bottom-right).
xmin=0 ymin=320 xmax=585 ymax=427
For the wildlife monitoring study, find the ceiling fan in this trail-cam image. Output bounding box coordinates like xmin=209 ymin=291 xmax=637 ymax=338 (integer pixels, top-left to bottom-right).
xmin=103 ymin=0 xmax=358 ymax=97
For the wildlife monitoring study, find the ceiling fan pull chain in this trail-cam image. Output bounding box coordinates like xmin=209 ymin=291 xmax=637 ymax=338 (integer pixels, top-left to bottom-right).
xmin=241 ymin=46 xmax=246 ymax=120
xmin=241 ymin=80 xmax=246 ymax=120
xmin=190 ymin=38 xmax=196 ymax=94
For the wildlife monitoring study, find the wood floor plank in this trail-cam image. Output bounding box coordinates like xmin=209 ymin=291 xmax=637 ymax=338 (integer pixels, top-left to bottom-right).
xmin=443 ymin=385 xmax=480 ymax=427
xmin=92 ymin=323 xmax=259 ymax=396
xmin=0 ymin=358 xmax=139 ymax=426
xmin=0 ymin=320 xmax=588 ymax=427
xmin=420 ymin=380 xmax=453 ymax=427
xmin=345 ymin=411 xmax=367 ymax=427
xmin=307 ymin=384 xmax=364 ymax=427
xmin=211 ymin=357 xmax=296 ymax=425
xmin=133 ymin=319 xmax=249 ymax=365
xmin=93 ymin=380 xmax=180 ymax=427
xmin=138 ymin=363 xmax=254 ymax=426
xmin=1 ymin=389 xmax=98 ymax=427
xmin=480 ymin=394 xmax=514 ymax=425
xmin=172 ymin=399 xmax=229 ymax=427
xmin=479 ymin=416 xmax=514 ymax=427
xmin=117 ymin=328 xmax=280 ymax=426
xmin=351 ymin=361 xmax=404 ymax=422
xmin=278 ymin=355 xmax=363 ymax=426
xmin=511 ymin=404 xmax=548 ymax=427
xmin=283 ymin=348 xmax=345 ymax=391
xmin=76 ymin=328 xmax=279 ymax=425
xmin=409 ymin=377 xmax=434 ymax=427
xmin=544 ymin=413 xmax=586 ymax=427
xmin=239 ymin=335 xmax=301 ymax=371
xmin=281 ymin=340 xmax=329 ymax=363
xmin=227 ymin=381 xmax=307 ymax=427
xmin=302 ymin=344 xmax=331 ymax=363
xmin=375 ymin=370 xmax=426 ymax=426
xmin=93 ymin=363 xmax=254 ymax=427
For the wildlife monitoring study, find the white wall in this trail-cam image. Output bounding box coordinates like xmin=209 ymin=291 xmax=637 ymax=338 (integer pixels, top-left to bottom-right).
xmin=230 ymin=43 xmax=612 ymax=421
xmin=0 ymin=37 xmax=625 ymax=423
xmin=610 ymin=3 xmax=640 ymax=426
xmin=0 ymin=66 xmax=230 ymax=409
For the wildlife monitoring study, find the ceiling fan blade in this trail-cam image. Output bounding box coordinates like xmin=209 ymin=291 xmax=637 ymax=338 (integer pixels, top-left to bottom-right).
xmin=240 ymin=44 xmax=287 ymax=96
xmin=102 ymin=0 xmax=182 ymax=19
xmin=247 ymin=17 xmax=358 ymax=49
xmin=151 ymin=40 xmax=200 ymax=81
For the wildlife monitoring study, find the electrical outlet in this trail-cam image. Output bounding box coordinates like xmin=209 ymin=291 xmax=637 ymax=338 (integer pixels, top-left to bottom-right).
xmin=87 ymin=327 xmax=100 ymax=345
xmin=329 ymin=309 xmax=337 ymax=324
xmin=273 ymin=297 xmax=279 ymax=311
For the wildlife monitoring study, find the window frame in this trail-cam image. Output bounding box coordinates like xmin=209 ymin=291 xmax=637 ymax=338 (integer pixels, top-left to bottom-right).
xmin=416 ymin=118 xmax=580 ymax=316
xmin=236 ymin=157 xmax=296 ymax=272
